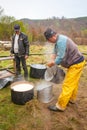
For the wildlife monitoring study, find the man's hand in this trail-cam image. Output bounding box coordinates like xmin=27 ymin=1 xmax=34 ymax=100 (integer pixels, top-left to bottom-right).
xmin=10 ymin=53 xmax=14 ymax=57
xmin=25 ymin=55 xmax=28 ymax=59
xmin=46 ymin=61 xmax=55 ymax=67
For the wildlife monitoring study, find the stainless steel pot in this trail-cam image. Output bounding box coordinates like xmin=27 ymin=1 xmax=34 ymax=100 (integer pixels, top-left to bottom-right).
xmin=36 ymin=80 xmax=54 ymax=103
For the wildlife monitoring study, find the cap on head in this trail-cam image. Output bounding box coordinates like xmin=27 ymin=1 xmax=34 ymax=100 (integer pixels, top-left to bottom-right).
xmin=44 ymin=28 xmax=56 ymax=40
xmin=14 ymin=24 xmax=20 ymax=31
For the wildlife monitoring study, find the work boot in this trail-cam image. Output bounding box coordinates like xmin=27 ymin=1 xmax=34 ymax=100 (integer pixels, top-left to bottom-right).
xmin=24 ymin=75 xmax=29 ymax=81
xmin=69 ymin=100 xmax=75 ymax=104
xmin=24 ymin=71 xmax=28 ymax=81
xmin=48 ymin=105 xmax=64 ymax=112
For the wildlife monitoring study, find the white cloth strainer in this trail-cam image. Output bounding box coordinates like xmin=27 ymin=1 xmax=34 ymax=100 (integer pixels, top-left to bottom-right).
xmin=44 ymin=65 xmax=58 ymax=81
xmin=44 ymin=65 xmax=65 ymax=84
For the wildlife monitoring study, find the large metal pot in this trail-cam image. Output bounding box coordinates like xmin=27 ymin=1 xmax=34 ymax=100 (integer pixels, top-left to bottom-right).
xmin=10 ymin=81 xmax=34 ymax=105
xmin=30 ymin=64 xmax=47 ymax=79
xmin=36 ymin=80 xmax=54 ymax=103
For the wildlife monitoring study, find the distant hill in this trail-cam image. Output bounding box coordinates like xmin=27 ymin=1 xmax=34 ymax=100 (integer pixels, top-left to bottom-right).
xmin=20 ymin=17 xmax=87 ymax=45
xmin=20 ymin=16 xmax=87 ymax=32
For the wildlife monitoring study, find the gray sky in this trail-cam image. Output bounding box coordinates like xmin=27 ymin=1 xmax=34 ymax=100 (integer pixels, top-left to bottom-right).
xmin=0 ymin=0 xmax=87 ymax=20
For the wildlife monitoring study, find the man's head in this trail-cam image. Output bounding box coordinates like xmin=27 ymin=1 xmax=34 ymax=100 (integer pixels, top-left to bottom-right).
xmin=14 ymin=24 xmax=20 ymax=34
xmin=44 ymin=28 xmax=57 ymax=43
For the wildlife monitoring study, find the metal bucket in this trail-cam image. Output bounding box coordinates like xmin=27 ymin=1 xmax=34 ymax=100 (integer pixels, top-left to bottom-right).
xmin=36 ymin=81 xmax=53 ymax=103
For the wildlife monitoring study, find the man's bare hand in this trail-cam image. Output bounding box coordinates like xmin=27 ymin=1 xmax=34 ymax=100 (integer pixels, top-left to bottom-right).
xmin=10 ymin=53 xmax=14 ymax=57
xmin=46 ymin=61 xmax=55 ymax=67
xmin=25 ymin=55 xmax=28 ymax=59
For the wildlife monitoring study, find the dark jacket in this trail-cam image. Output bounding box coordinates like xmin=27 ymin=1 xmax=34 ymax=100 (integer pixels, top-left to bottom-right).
xmin=10 ymin=32 xmax=29 ymax=56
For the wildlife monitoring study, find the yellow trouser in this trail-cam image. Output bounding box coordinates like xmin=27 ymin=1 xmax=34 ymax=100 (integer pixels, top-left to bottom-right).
xmin=56 ymin=60 xmax=86 ymax=110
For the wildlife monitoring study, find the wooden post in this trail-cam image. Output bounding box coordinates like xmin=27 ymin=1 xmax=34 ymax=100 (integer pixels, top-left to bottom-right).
xmin=13 ymin=59 xmax=16 ymax=73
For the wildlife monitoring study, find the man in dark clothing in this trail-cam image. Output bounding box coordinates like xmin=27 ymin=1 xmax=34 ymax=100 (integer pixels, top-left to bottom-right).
xmin=10 ymin=24 xmax=29 ymax=80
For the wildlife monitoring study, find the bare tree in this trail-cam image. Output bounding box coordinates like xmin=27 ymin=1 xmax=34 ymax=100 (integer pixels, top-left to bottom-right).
xmin=0 ymin=6 xmax=4 ymax=16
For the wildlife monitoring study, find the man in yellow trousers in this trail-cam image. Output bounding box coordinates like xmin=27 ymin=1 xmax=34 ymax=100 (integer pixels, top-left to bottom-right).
xmin=44 ymin=28 xmax=85 ymax=112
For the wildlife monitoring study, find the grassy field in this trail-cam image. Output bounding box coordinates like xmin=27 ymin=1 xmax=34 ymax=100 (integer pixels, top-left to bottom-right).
xmin=0 ymin=45 xmax=87 ymax=69
xmin=0 ymin=44 xmax=53 ymax=69
xmin=0 ymin=45 xmax=87 ymax=130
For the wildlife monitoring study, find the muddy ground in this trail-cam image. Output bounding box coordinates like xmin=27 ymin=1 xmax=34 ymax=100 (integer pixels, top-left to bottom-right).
xmin=13 ymin=65 xmax=87 ymax=130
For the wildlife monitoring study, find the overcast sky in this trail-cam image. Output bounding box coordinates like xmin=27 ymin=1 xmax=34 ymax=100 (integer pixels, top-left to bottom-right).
xmin=0 ymin=0 xmax=87 ymax=20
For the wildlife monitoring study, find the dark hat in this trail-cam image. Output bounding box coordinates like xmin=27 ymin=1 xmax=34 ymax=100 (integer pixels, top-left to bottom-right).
xmin=14 ymin=24 xmax=20 ymax=31
xmin=44 ymin=28 xmax=56 ymax=40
